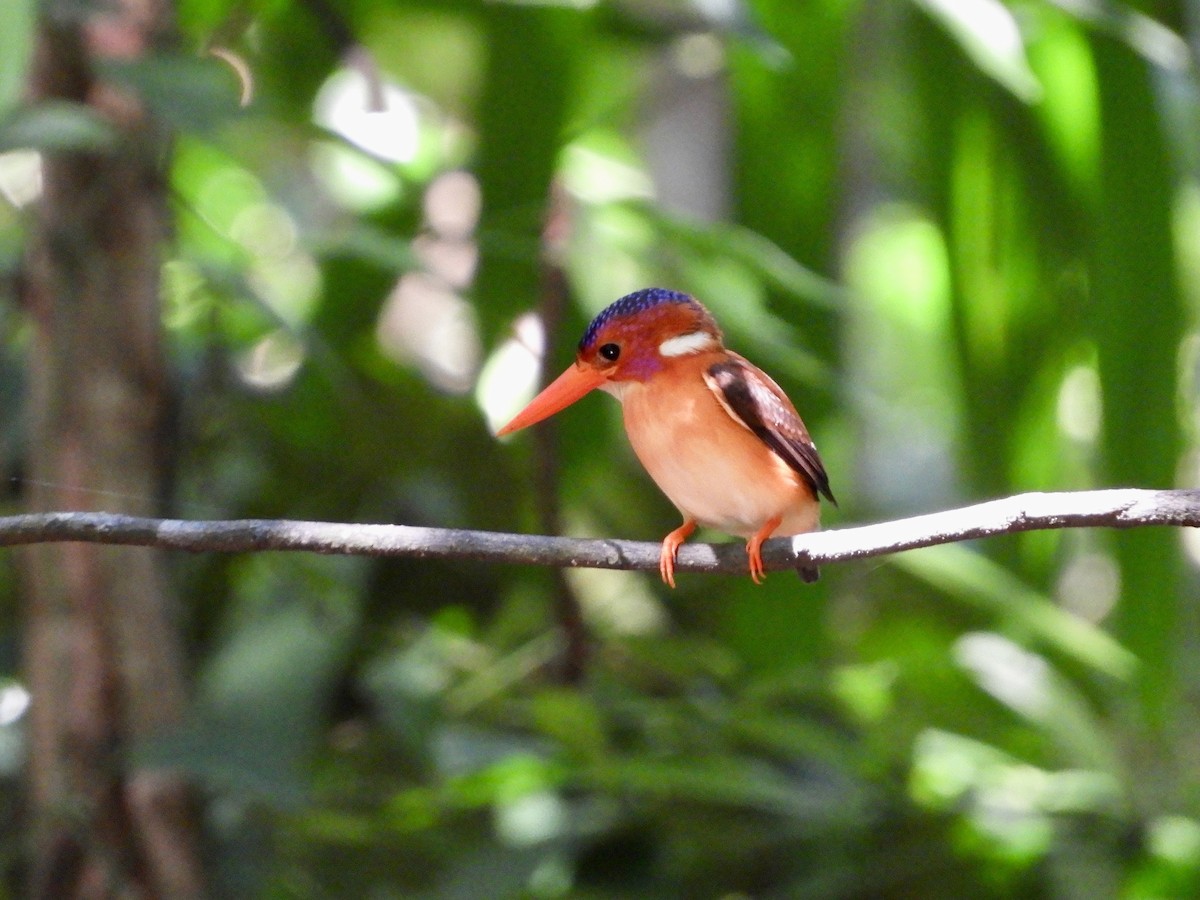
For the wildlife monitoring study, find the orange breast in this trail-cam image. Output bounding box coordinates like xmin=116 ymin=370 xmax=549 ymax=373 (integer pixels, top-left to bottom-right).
xmin=616 ymin=361 xmax=820 ymax=538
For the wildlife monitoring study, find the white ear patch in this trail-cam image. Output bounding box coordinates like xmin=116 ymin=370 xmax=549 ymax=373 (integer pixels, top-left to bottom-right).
xmin=658 ymin=331 xmax=715 ymax=357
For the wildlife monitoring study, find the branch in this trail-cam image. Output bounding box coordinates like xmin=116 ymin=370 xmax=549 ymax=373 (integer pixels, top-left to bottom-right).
xmin=0 ymin=489 xmax=1196 ymax=575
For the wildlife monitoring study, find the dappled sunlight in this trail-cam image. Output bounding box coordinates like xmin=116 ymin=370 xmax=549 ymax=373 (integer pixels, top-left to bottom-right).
xmin=194 ymin=160 xmax=270 ymax=238
xmin=566 ymin=202 xmax=656 ymax=311
xmin=7 ymin=0 xmax=1200 ymax=894
xmin=246 ymin=234 xmax=322 ymax=326
xmin=564 ymin=563 xmax=666 ymax=636
xmin=494 ymin=790 xmax=568 ymax=847
xmin=410 ymin=170 xmax=482 ymax=293
xmin=229 ymin=201 xmax=299 ymax=260
xmin=0 ymin=682 xmax=26 ymax=780
xmin=310 ymin=66 xmax=450 ymax=210
xmin=914 ymin=0 xmax=1041 ymax=101
xmin=1052 ymin=0 xmax=1189 ymax=71
xmin=235 ymin=329 xmax=306 ymax=391
xmin=376 ymin=272 xmax=480 ymax=393
xmin=376 ymin=168 xmax=483 ymax=393
xmin=0 ymin=683 xmax=29 ymax=728
xmin=672 ymin=32 xmax=725 ymax=80
xmin=1184 ymin=524 xmax=1200 ymax=571
xmin=0 ymin=150 xmax=40 ymax=208
xmin=167 ymin=141 xmax=325 ymax=385
xmin=1056 ymin=364 xmax=1101 ymax=444
xmin=1149 ymin=816 xmax=1200 ymax=870
xmin=845 ymin=203 xmax=960 ymax=510
xmin=309 ymin=141 xmax=403 ymax=211
xmin=1055 ymin=551 xmax=1119 ymax=622
xmin=846 ymin=204 xmax=950 ymax=330
xmin=561 ymin=137 xmax=655 ymax=206
xmin=911 ymin=729 xmax=1122 ymax=866
xmin=954 ymin=632 xmax=1050 ymax=719
xmin=179 ymin=144 xmax=324 ymax=326
xmin=423 ymin=168 xmax=481 ymax=242
xmin=1181 ymin=451 xmax=1200 ymax=569
xmin=314 ymin=67 xmax=421 ymax=164
xmin=476 ymin=312 xmax=545 ymax=435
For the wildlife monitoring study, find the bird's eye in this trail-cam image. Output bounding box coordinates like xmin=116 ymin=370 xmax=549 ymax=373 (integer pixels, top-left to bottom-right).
xmin=598 ymin=343 xmax=621 ymax=362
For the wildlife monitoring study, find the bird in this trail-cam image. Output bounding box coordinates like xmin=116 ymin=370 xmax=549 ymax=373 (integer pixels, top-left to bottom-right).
xmin=498 ymin=288 xmax=835 ymax=587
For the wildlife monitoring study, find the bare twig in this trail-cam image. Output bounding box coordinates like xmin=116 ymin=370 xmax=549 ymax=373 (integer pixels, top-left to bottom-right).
xmin=0 ymin=488 xmax=1196 ymax=575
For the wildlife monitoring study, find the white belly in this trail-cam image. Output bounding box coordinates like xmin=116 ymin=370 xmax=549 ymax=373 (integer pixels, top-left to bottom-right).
xmin=617 ymin=380 xmax=819 ymax=538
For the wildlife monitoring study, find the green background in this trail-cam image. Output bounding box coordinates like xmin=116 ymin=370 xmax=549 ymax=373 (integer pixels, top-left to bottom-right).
xmin=1 ymin=0 xmax=1199 ymax=895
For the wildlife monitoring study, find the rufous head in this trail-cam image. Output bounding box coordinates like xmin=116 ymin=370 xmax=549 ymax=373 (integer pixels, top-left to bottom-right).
xmin=497 ymin=288 xmax=722 ymax=436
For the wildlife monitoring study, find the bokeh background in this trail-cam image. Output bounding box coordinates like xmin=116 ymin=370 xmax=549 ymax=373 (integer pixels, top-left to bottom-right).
xmin=2 ymin=0 xmax=1200 ymax=896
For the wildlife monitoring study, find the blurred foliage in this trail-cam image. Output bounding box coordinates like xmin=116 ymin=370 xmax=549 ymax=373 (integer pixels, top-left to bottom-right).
xmin=2 ymin=0 xmax=1200 ymax=896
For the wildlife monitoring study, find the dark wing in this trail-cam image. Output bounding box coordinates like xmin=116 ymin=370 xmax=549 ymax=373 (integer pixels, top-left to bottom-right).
xmin=704 ymin=356 xmax=836 ymax=504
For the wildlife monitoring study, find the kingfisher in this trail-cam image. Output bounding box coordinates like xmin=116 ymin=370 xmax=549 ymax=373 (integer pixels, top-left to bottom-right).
xmin=498 ymin=288 xmax=835 ymax=587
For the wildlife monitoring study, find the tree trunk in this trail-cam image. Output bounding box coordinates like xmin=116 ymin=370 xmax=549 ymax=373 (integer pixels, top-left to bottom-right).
xmin=20 ymin=2 xmax=203 ymax=897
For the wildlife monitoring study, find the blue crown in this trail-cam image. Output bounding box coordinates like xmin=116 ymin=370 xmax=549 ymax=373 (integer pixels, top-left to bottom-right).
xmin=578 ymin=288 xmax=694 ymax=352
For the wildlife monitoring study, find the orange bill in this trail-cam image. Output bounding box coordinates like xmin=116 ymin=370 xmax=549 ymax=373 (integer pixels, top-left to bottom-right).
xmin=497 ymin=363 xmax=608 ymax=436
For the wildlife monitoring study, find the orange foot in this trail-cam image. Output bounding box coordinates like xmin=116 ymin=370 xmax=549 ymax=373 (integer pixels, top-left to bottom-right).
xmin=745 ymin=515 xmax=782 ymax=585
xmin=659 ymin=519 xmax=697 ymax=588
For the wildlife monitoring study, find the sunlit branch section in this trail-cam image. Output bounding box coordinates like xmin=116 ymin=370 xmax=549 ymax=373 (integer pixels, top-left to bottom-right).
xmin=0 ymin=489 xmax=1195 ymax=576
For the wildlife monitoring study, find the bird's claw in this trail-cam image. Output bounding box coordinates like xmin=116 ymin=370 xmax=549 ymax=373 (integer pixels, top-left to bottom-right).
xmin=659 ymin=543 xmax=678 ymax=588
xmin=748 ymin=548 xmax=767 ymax=585
xmin=659 ymin=519 xmax=697 ymax=589
xmin=746 ymin=515 xmax=781 ymax=586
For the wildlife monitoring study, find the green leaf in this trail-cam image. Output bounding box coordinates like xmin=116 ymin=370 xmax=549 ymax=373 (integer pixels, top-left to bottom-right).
xmin=471 ymin=3 xmax=587 ymax=341
xmin=100 ymin=54 xmax=245 ymax=135
xmin=446 ymin=753 xmax=567 ymax=808
xmin=910 ymin=0 xmax=1042 ymax=101
xmin=0 ymin=0 xmax=34 ymax=117
xmin=528 ymin=687 xmax=607 ymax=761
xmin=135 ymin=559 xmax=360 ymax=803
xmin=953 ymin=632 xmax=1121 ymax=772
xmin=628 ymin=201 xmax=844 ymax=309
xmin=1089 ymin=33 xmax=1185 ymax=721
xmin=894 ymin=544 xmax=1137 ymax=682
xmin=0 ymin=101 xmax=118 ymax=153
xmin=586 ymin=755 xmax=868 ymax=823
